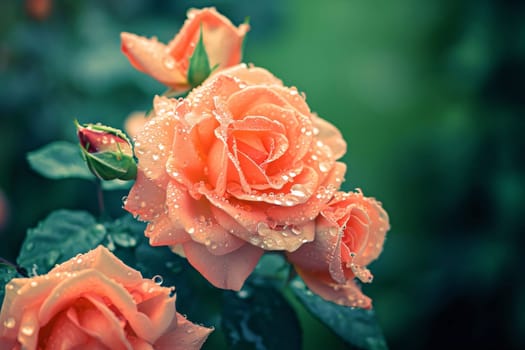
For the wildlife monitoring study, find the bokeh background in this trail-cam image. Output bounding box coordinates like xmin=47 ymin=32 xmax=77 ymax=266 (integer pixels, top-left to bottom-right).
xmin=1 ymin=0 xmax=524 ymax=349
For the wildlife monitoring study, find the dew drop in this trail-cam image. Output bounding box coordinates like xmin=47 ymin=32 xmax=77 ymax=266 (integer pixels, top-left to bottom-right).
xmin=290 ymin=184 xmax=308 ymax=198
xmin=237 ymin=290 xmax=249 ymax=299
xmin=163 ymin=56 xmax=175 ymax=70
xmin=152 ymin=154 xmax=159 ymax=161
xmin=152 ymin=275 xmax=163 ymax=285
xmin=30 ymin=281 xmax=38 ymax=288
xmin=21 ymin=325 xmax=34 ymax=336
xmin=3 ymin=317 xmax=15 ymax=329
xmin=318 ymin=162 xmax=330 ymax=173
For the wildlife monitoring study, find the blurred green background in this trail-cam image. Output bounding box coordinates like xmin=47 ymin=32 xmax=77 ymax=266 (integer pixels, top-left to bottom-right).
xmin=1 ymin=0 xmax=524 ymax=349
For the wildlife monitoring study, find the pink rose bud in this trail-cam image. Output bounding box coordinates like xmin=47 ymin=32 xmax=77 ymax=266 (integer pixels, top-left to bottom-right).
xmin=76 ymin=121 xmax=137 ymax=181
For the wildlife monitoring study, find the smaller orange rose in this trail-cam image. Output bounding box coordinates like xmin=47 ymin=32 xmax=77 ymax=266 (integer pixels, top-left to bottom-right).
xmin=0 ymin=246 xmax=212 ymax=349
xmin=287 ymin=190 xmax=390 ymax=309
xmin=121 ymin=7 xmax=249 ymax=92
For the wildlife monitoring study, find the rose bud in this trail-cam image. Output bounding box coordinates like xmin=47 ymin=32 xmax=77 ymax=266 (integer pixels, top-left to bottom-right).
xmin=76 ymin=121 xmax=137 ymax=181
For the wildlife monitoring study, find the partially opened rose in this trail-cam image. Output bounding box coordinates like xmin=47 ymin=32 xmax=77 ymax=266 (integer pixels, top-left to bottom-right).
xmin=125 ymin=64 xmax=347 ymax=290
xmin=0 ymin=246 xmax=212 ymax=349
xmin=287 ymin=190 xmax=390 ymax=308
xmin=121 ymin=7 xmax=249 ymax=92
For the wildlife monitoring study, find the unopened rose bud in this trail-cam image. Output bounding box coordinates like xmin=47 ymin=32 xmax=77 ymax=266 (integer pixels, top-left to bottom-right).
xmin=76 ymin=121 xmax=137 ymax=181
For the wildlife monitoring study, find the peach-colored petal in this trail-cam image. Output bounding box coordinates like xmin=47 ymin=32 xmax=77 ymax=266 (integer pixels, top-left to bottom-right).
xmin=286 ymin=220 xmax=338 ymax=274
xmin=136 ymin=293 xmax=176 ymax=337
xmin=145 ymin=213 xmax=191 ymax=247
xmin=166 ymin=181 xmax=245 ymax=255
xmin=350 ymin=192 xmax=390 ymax=267
xmin=124 ymin=171 xmax=167 ymax=221
xmin=167 ymin=8 xmax=248 ymax=71
xmin=122 ymin=8 xmax=248 ymax=91
xmin=66 ymin=297 xmax=132 ymax=350
xmin=218 ymin=64 xmax=282 ymax=86
xmin=296 ymin=269 xmax=372 ymax=309
xmin=155 ymin=313 xmax=213 ymax=350
xmin=135 ymin=98 xmax=177 ymax=184
xmin=182 ymin=241 xmax=263 ymax=290
xmin=121 ymin=32 xmax=187 ymax=90
xmin=311 ymin=115 xmax=347 ymax=160
xmin=50 ymin=246 xmax=142 ymax=286
xmin=39 ymin=308 xmax=94 ymax=350
xmin=266 ymin=162 xmax=346 ymax=224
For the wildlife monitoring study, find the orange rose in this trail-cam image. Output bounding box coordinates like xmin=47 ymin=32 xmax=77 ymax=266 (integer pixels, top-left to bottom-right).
xmin=0 ymin=246 xmax=212 ymax=349
xmin=121 ymin=7 xmax=249 ymax=92
xmin=124 ymin=64 xmax=347 ymax=290
xmin=287 ymin=190 xmax=390 ymax=308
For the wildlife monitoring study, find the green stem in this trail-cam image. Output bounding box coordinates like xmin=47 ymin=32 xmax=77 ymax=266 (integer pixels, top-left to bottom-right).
xmin=96 ymin=179 xmax=106 ymax=219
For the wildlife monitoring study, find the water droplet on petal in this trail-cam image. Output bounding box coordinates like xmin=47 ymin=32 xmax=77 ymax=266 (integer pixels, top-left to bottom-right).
xmin=21 ymin=325 xmax=34 ymax=336
xmin=3 ymin=317 xmax=15 ymax=329
xmin=319 ymin=162 xmax=330 ymax=173
xmin=152 ymin=275 xmax=163 ymax=285
xmin=163 ymin=56 xmax=175 ymax=70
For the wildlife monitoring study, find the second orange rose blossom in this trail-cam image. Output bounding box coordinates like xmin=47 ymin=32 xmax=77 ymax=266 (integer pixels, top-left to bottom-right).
xmin=122 ymin=7 xmax=389 ymax=308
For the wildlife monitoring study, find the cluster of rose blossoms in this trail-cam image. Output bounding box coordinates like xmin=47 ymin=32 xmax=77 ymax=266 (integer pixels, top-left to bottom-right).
xmin=0 ymin=7 xmax=389 ymax=349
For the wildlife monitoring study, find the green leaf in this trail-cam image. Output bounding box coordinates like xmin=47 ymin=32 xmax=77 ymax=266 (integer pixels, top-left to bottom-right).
xmin=0 ymin=264 xmax=21 ymax=304
xmin=222 ymin=284 xmax=302 ymax=350
xmin=27 ymin=141 xmax=95 ymax=180
xmin=17 ymin=210 xmax=106 ymax=273
xmin=187 ymin=25 xmax=212 ymax=87
xmin=290 ymin=277 xmax=388 ymax=350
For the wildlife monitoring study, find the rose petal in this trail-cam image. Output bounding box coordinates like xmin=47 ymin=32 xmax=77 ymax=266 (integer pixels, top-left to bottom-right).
xmin=146 ymin=213 xmax=191 ymax=247
xmin=50 ymin=246 xmax=142 ymax=286
xmin=182 ymin=241 xmax=263 ymax=290
xmin=166 ymin=181 xmax=245 ymax=255
xmin=15 ymin=307 xmax=40 ymax=349
xmin=39 ymin=308 xmax=93 ymax=350
xmin=124 ymin=171 xmax=167 ymax=221
xmin=37 ymin=270 xmax=165 ymax=343
xmin=312 ymin=115 xmax=347 ymax=160
xmin=266 ymin=162 xmax=346 ymax=224
xmin=121 ymin=32 xmax=187 ymax=90
xmin=286 ymin=218 xmax=339 ymax=275
xmin=167 ymin=8 xmax=248 ymax=71
xmin=135 ymin=98 xmax=177 ymax=184
xmin=219 ymin=64 xmax=282 ymax=86
xmin=350 ymin=191 xmax=390 ymax=267
xmin=155 ymin=313 xmax=213 ymax=350
xmin=66 ymin=297 xmax=132 ymax=350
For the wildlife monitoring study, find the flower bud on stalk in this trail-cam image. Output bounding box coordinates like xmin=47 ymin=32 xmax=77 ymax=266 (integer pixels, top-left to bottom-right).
xmin=76 ymin=121 xmax=137 ymax=181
